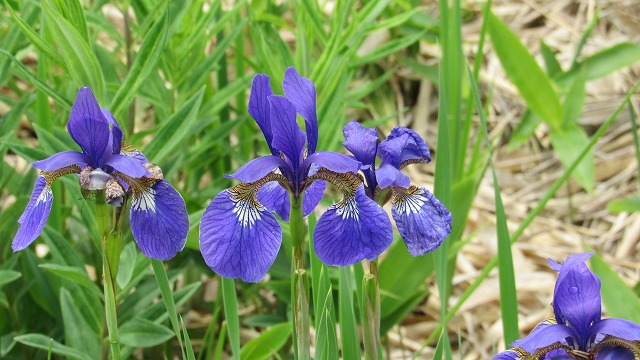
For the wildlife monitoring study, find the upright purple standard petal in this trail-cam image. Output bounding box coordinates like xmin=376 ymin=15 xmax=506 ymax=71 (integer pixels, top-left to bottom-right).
xmin=200 ymin=189 xmax=282 ymax=282
xmin=130 ymin=180 xmax=188 ymax=260
xmin=314 ymin=185 xmax=393 ymax=266
xmin=343 ymin=120 xmax=379 ymax=166
xmin=101 ymin=109 xmax=122 ymax=154
xmin=32 ymin=151 xmax=90 ymax=171
xmin=391 ymin=187 xmax=451 ymax=256
xmin=282 ymin=67 xmax=318 ymax=154
xmin=387 ymin=126 xmax=431 ymax=163
xmin=67 ymin=87 xmax=111 ymax=167
xmin=226 ymin=155 xmax=288 ymax=183
xmin=248 ymin=74 xmax=277 ymax=155
xmin=551 ymin=253 xmax=601 ymax=347
xmin=12 ymin=176 xmax=53 ymax=251
xmin=268 ymin=95 xmax=306 ymax=170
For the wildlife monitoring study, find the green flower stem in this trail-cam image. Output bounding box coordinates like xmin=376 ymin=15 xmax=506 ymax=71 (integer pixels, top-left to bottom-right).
xmin=362 ymin=260 xmax=380 ymax=360
xmin=289 ymin=194 xmax=310 ymax=360
xmin=96 ymin=194 xmax=122 ymax=360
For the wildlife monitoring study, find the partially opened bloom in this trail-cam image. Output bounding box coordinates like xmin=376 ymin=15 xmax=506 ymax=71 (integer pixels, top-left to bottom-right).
xmin=199 ymin=67 xmax=393 ymax=282
xmin=336 ymin=121 xmax=452 ymax=258
xmin=12 ymin=87 xmax=189 ymax=260
xmin=494 ymin=252 xmax=640 ymax=359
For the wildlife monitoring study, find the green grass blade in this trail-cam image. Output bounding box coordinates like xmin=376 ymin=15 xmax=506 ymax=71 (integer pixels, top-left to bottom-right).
xmin=487 ymin=11 xmax=562 ymax=130
xmin=222 ymin=277 xmax=241 ymax=360
xmin=14 ymin=334 xmax=92 ymax=360
xmin=150 ymin=259 xmax=185 ymax=357
xmin=540 ymin=40 xmax=562 ymax=77
xmin=559 ymin=42 xmax=640 ymax=84
xmin=590 ymin=253 xmax=640 ymax=323
xmin=338 ymin=267 xmax=361 ymax=359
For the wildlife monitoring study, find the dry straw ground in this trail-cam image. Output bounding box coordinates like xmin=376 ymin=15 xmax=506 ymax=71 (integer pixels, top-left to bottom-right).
xmin=383 ymin=0 xmax=640 ymax=358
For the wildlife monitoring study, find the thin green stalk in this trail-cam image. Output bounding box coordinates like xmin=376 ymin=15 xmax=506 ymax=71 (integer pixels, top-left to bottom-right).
xmin=96 ymin=194 xmax=121 ymax=360
xmin=290 ymin=194 xmax=310 ymax=360
xmin=362 ymin=260 xmax=380 ymax=360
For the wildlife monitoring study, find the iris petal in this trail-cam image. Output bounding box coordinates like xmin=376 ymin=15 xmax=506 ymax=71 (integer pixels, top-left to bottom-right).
xmin=67 ymin=87 xmax=111 ymax=167
xmin=268 ymin=95 xmax=306 ymax=170
xmin=588 ymin=318 xmax=640 ymax=341
xmin=32 ymin=151 xmax=90 ymax=171
xmin=391 ymin=186 xmax=451 ymax=256
xmin=248 ymin=74 xmax=277 ymax=155
xmin=313 ymin=185 xmax=393 ymax=266
xmin=492 ymin=350 xmax=522 ymax=360
xmin=257 ymin=182 xmax=290 ymax=221
xmin=104 ymin=154 xmax=151 ymax=178
xmin=130 ymin=180 xmax=188 ymax=260
xmin=200 ymin=189 xmax=282 ymax=283
xmin=343 ymin=120 xmax=379 ymax=166
xmin=593 ymin=345 xmax=636 ymax=360
xmin=376 ymin=163 xmax=410 ymax=189
xmin=387 ymin=126 xmax=431 ymax=164
xmin=511 ymin=323 xmax=576 ymax=353
xmin=101 ymin=109 xmax=122 ymax=154
xmin=302 ymin=180 xmax=326 ymax=217
xmin=12 ymin=176 xmax=53 ymax=251
xmin=226 ymin=155 xmax=288 ymax=183
xmin=303 ymin=151 xmax=360 ymax=175
xmin=283 ymin=67 xmax=318 ymax=154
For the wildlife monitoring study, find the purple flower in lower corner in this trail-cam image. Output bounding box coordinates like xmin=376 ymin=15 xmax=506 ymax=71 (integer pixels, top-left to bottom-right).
xmin=12 ymin=87 xmax=188 ymax=260
xmin=199 ymin=67 xmax=393 ymax=282
xmin=332 ymin=121 xmax=452 ymax=261
xmin=494 ymin=252 xmax=640 ymax=360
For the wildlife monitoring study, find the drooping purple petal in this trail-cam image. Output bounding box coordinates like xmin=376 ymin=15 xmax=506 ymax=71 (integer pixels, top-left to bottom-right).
xmin=391 ymin=187 xmax=451 ymax=256
xmin=67 ymin=87 xmax=111 ymax=168
xmin=551 ymin=252 xmax=601 ymax=346
xmin=511 ymin=323 xmax=576 ymax=353
xmin=594 ymin=346 xmax=636 ymax=360
xmin=343 ymin=120 xmax=379 ymax=166
xmin=492 ymin=350 xmax=522 ymax=360
xmin=104 ymin=154 xmax=151 ymax=178
xmin=313 ymin=185 xmax=393 ymax=266
xmin=268 ymin=95 xmax=306 ymax=170
xmin=200 ymin=189 xmax=282 ymax=282
xmin=378 ymin=133 xmax=409 ymax=169
xmin=542 ymin=349 xmax=573 ymax=359
xmin=257 ymin=181 xmax=291 ymax=221
xmin=282 ymin=67 xmax=318 ymax=154
xmin=226 ymin=155 xmax=288 ymax=183
xmin=130 ymin=180 xmax=188 ymax=260
xmin=12 ymin=176 xmax=53 ymax=251
xmin=588 ymin=318 xmax=640 ymax=341
xmin=375 ymin=163 xmax=410 ymax=189
xmin=248 ymin=74 xmax=277 ymax=155
xmin=101 ymin=109 xmax=123 ymax=154
xmin=120 ymin=142 xmax=149 ymax=165
xmin=387 ymin=126 xmax=431 ymax=164
xmin=32 ymin=151 xmax=90 ymax=171
xmin=303 ymin=151 xmax=361 ymax=175
xmin=302 ymin=180 xmax=326 ymax=217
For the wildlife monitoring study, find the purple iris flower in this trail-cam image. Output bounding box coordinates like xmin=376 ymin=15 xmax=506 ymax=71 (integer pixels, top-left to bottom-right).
xmin=494 ymin=252 xmax=640 ymax=359
xmin=199 ymin=67 xmax=393 ymax=282
xmin=12 ymin=87 xmax=189 ymax=260
xmin=338 ymin=121 xmax=452 ymax=258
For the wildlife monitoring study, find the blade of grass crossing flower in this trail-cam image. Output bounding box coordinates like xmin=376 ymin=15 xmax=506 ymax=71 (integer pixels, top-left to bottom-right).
xmin=41 ymin=0 xmax=106 ymax=102
xmin=339 ymin=267 xmax=361 ymax=359
xmin=414 ymin=81 xmax=640 ymax=356
xmin=468 ymin=64 xmax=520 ymax=345
xmin=180 ymin=316 xmax=196 ymax=360
xmin=110 ymin=5 xmax=169 ymax=121
xmin=590 ymin=252 xmax=640 ymax=323
xmin=239 ymin=323 xmax=291 ymax=360
xmin=151 ymin=259 xmax=186 ymax=358
xmin=487 ymin=11 xmax=562 ymax=130
xmin=222 ymin=277 xmax=240 ymax=360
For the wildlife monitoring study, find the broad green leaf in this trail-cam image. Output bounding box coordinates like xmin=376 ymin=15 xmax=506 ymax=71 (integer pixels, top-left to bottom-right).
xmin=559 ymin=42 xmax=640 ymax=84
xmin=508 ymin=111 xmax=542 ymax=149
xmin=39 ymin=264 xmax=103 ymax=300
xmin=591 ymin=253 xmax=640 ymax=323
xmin=60 ymin=288 xmax=100 ymax=358
xmin=42 ymin=0 xmax=106 ymax=102
xmin=119 ymin=318 xmax=175 ymax=347
xmin=239 ymin=323 xmax=291 ymax=360
xmin=14 ymin=334 xmax=92 ymax=360
xmin=487 ymin=11 xmax=563 ymax=129
xmin=549 ymin=124 xmax=594 ymax=192
xmin=608 ymin=194 xmax=640 ymax=213
xmin=540 ymin=40 xmax=562 ymax=77
xmin=110 ymin=5 xmax=169 ymax=119
xmin=562 ymin=67 xmax=586 ymax=127
xmin=0 ymin=271 xmax=21 ymax=288
xmin=338 ymin=267 xmax=360 ymax=359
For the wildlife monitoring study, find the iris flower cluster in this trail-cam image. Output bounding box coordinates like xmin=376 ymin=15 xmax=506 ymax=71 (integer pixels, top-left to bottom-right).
xmin=199 ymin=67 xmax=394 ymax=282
xmin=494 ymin=252 xmax=640 ymax=359
xmin=12 ymin=88 xmax=189 ymax=260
